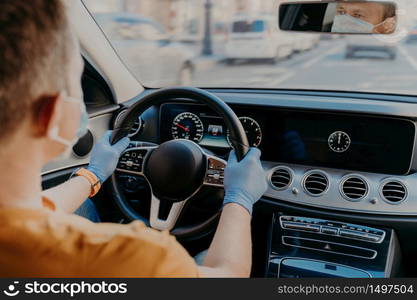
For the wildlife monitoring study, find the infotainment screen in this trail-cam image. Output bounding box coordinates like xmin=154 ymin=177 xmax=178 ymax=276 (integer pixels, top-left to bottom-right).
xmin=261 ymin=110 xmax=415 ymax=175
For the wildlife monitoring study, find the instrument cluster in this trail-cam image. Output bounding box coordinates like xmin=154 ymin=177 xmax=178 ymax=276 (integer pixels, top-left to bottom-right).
xmin=162 ymin=103 xmax=263 ymax=149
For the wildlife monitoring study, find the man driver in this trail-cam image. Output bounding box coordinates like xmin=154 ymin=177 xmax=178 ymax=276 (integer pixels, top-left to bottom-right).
xmin=0 ymin=0 xmax=268 ymax=277
xmin=331 ymin=1 xmax=396 ymax=34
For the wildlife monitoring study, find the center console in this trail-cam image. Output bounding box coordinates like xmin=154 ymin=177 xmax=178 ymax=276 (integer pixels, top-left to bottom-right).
xmin=266 ymin=213 xmax=402 ymax=278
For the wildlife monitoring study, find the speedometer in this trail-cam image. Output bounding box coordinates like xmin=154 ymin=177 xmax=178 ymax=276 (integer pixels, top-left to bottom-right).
xmin=171 ymin=112 xmax=204 ymax=143
xmin=228 ymin=117 xmax=262 ymax=148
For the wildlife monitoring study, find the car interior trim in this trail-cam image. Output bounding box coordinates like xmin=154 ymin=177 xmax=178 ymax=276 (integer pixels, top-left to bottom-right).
xmin=274 ymin=257 xmax=374 ymax=278
xmin=280 ymin=236 xmax=378 ymax=260
xmin=263 ymin=161 xmax=417 ymax=216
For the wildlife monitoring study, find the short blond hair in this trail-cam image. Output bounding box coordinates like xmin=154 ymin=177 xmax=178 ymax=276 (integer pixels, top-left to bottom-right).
xmin=381 ymin=3 xmax=396 ymax=19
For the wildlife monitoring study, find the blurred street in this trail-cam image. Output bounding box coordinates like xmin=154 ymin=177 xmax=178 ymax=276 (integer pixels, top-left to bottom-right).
xmin=83 ymin=0 xmax=417 ymax=96
xmin=192 ymin=39 xmax=417 ymax=95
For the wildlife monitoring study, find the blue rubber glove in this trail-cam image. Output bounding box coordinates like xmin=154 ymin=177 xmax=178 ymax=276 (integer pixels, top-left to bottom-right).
xmin=223 ymin=148 xmax=268 ymax=215
xmin=87 ymin=131 xmax=130 ymax=183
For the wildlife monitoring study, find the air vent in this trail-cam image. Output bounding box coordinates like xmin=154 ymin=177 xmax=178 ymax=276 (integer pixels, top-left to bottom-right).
xmin=303 ymin=171 xmax=329 ymax=196
xmin=381 ymin=180 xmax=407 ymax=204
xmin=270 ymin=167 xmax=292 ymax=190
xmin=341 ymin=176 xmax=368 ymax=201
xmin=115 ymin=110 xmax=143 ymax=137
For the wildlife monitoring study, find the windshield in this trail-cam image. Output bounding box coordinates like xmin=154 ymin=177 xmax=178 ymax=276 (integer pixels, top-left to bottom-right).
xmin=84 ymin=0 xmax=417 ymax=96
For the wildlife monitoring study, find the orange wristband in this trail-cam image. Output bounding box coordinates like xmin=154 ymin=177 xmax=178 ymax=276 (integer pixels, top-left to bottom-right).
xmin=74 ymin=168 xmax=101 ymax=198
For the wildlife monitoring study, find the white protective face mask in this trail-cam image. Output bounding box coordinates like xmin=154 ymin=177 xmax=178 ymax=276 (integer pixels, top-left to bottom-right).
xmin=331 ymin=14 xmax=375 ymax=33
xmin=48 ymin=92 xmax=89 ymax=156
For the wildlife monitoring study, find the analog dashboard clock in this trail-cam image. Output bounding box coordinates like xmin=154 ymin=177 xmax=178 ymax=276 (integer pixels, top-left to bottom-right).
xmin=328 ymin=131 xmax=351 ymax=153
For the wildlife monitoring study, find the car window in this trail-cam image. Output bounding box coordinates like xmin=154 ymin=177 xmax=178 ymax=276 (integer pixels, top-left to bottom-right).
xmin=232 ymin=20 xmax=265 ymax=33
xmin=84 ymin=0 xmax=417 ymax=97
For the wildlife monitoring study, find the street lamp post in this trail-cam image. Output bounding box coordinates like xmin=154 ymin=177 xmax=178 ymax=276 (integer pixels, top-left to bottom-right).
xmin=202 ymin=0 xmax=213 ymax=56
xmin=122 ymin=0 xmax=128 ymax=12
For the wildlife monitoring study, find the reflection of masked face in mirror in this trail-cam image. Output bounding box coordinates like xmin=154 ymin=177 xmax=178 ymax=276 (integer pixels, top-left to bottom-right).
xmin=332 ymin=14 xmax=374 ymax=33
xmin=331 ymin=2 xmax=396 ymax=34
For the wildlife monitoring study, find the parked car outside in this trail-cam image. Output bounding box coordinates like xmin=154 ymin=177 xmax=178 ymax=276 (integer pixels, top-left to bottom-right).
xmin=94 ymin=13 xmax=195 ymax=87
xmin=344 ymin=35 xmax=397 ymax=60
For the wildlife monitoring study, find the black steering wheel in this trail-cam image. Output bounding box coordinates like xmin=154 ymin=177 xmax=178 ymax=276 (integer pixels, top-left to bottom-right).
xmin=109 ymin=87 xmax=249 ymax=236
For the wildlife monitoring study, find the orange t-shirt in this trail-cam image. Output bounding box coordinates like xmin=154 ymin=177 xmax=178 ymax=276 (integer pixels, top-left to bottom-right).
xmin=0 ymin=198 xmax=199 ymax=277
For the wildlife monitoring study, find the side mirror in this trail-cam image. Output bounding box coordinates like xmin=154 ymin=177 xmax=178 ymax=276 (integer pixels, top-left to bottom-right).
xmin=279 ymin=1 xmax=397 ymax=34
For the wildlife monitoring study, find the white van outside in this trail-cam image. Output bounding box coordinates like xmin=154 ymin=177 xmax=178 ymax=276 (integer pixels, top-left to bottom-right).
xmin=225 ymin=15 xmax=294 ymax=64
xmin=292 ymin=33 xmax=320 ymax=53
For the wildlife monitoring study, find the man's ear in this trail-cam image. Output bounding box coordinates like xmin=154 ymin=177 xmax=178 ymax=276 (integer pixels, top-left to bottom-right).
xmin=31 ymin=94 xmax=63 ymax=138
xmin=373 ymin=17 xmax=396 ymax=34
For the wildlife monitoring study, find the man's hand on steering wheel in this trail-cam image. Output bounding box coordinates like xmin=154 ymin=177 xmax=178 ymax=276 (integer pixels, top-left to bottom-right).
xmin=223 ymin=148 xmax=268 ymax=215
xmin=87 ymin=131 xmax=131 ymax=183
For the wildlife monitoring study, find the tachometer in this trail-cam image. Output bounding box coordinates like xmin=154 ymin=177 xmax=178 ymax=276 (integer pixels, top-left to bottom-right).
xmin=172 ymin=112 xmax=204 ymax=143
xmin=228 ymin=117 xmax=262 ymax=148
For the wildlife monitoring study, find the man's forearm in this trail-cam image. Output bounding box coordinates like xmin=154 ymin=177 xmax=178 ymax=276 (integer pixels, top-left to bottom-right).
xmin=42 ymin=176 xmax=91 ymax=213
xmin=198 ymin=203 xmax=252 ymax=277
xmin=42 ymin=131 xmax=130 ymax=214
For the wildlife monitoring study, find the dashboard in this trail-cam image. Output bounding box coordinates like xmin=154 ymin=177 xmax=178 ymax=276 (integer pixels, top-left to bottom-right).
xmin=117 ymin=90 xmax=417 ymax=216
xmin=160 ymin=103 xmax=415 ymax=175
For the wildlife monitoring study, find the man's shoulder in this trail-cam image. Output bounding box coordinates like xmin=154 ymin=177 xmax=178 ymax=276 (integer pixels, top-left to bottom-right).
xmin=52 ymin=213 xmax=200 ymax=277
xmin=0 ymin=208 xmax=199 ymax=277
xmin=47 ymin=212 xmax=176 ymax=250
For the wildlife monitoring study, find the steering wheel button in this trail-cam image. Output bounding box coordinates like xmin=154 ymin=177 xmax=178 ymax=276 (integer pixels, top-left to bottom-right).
xmin=208 ymin=158 xmax=226 ymax=171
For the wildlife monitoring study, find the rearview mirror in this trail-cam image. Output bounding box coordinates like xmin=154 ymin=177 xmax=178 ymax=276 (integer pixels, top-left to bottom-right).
xmin=279 ymin=1 xmax=397 ymax=34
